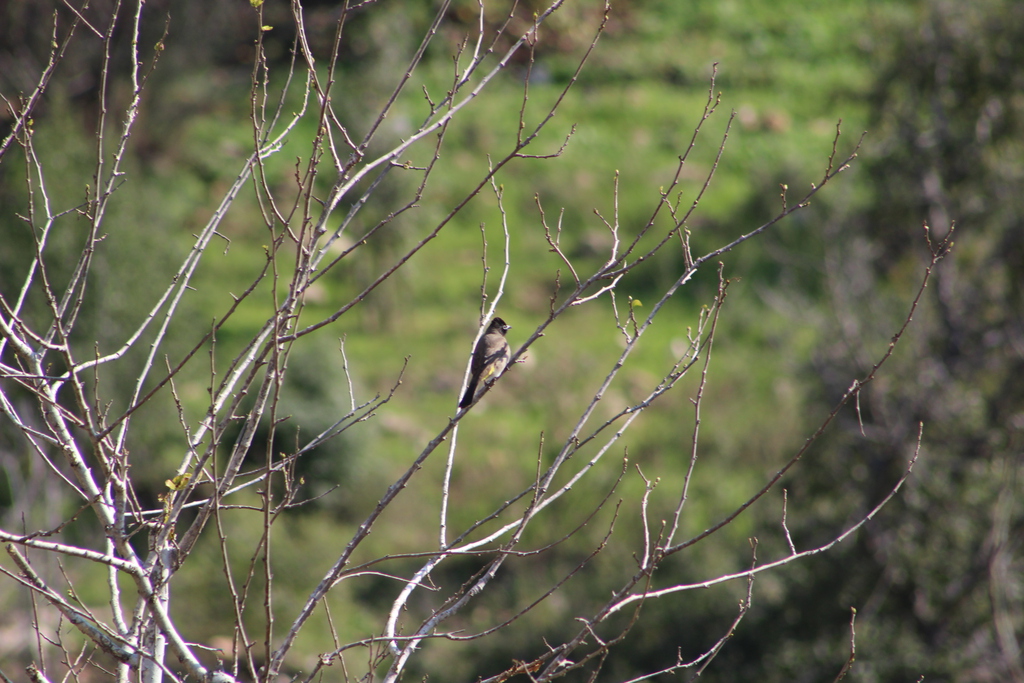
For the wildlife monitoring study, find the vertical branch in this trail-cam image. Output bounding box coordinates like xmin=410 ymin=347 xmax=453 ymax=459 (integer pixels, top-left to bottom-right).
xmin=666 ymin=266 xmax=728 ymax=546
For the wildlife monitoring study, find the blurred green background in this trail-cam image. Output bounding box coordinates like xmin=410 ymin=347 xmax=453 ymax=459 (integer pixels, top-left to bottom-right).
xmin=1 ymin=0 xmax=1021 ymax=680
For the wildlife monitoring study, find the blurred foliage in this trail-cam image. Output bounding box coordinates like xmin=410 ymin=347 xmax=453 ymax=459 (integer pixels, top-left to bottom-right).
xmin=1 ymin=0 xmax=1020 ymax=680
xmin=729 ymin=1 xmax=1024 ymax=681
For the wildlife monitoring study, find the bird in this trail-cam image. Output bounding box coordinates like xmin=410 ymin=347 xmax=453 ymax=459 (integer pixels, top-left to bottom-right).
xmin=459 ymin=317 xmax=511 ymax=409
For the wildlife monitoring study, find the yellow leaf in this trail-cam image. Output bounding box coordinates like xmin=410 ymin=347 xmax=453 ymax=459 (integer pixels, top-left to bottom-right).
xmin=165 ymin=473 xmax=191 ymax=491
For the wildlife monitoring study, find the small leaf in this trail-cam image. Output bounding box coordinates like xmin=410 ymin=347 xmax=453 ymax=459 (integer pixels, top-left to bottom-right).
xmin=165 ymin=473 xmax=191 ymax=491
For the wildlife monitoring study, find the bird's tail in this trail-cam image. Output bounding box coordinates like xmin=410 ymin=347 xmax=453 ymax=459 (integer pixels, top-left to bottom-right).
xmin=459 ymin=380 xmax=477 ymax=408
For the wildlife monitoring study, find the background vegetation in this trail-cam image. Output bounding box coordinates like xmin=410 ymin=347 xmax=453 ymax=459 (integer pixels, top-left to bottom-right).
xmin=0 ymin=0 xmax=1020 ymax=681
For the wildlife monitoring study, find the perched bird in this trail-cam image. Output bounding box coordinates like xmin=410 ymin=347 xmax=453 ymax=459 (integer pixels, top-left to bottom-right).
xmin=459 ymin=317 xmax=511 ymax=408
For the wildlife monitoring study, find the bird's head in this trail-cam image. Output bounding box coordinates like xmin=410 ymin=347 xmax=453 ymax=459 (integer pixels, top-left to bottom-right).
xmin=490 ymin=317 xmax=510 ymax=335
